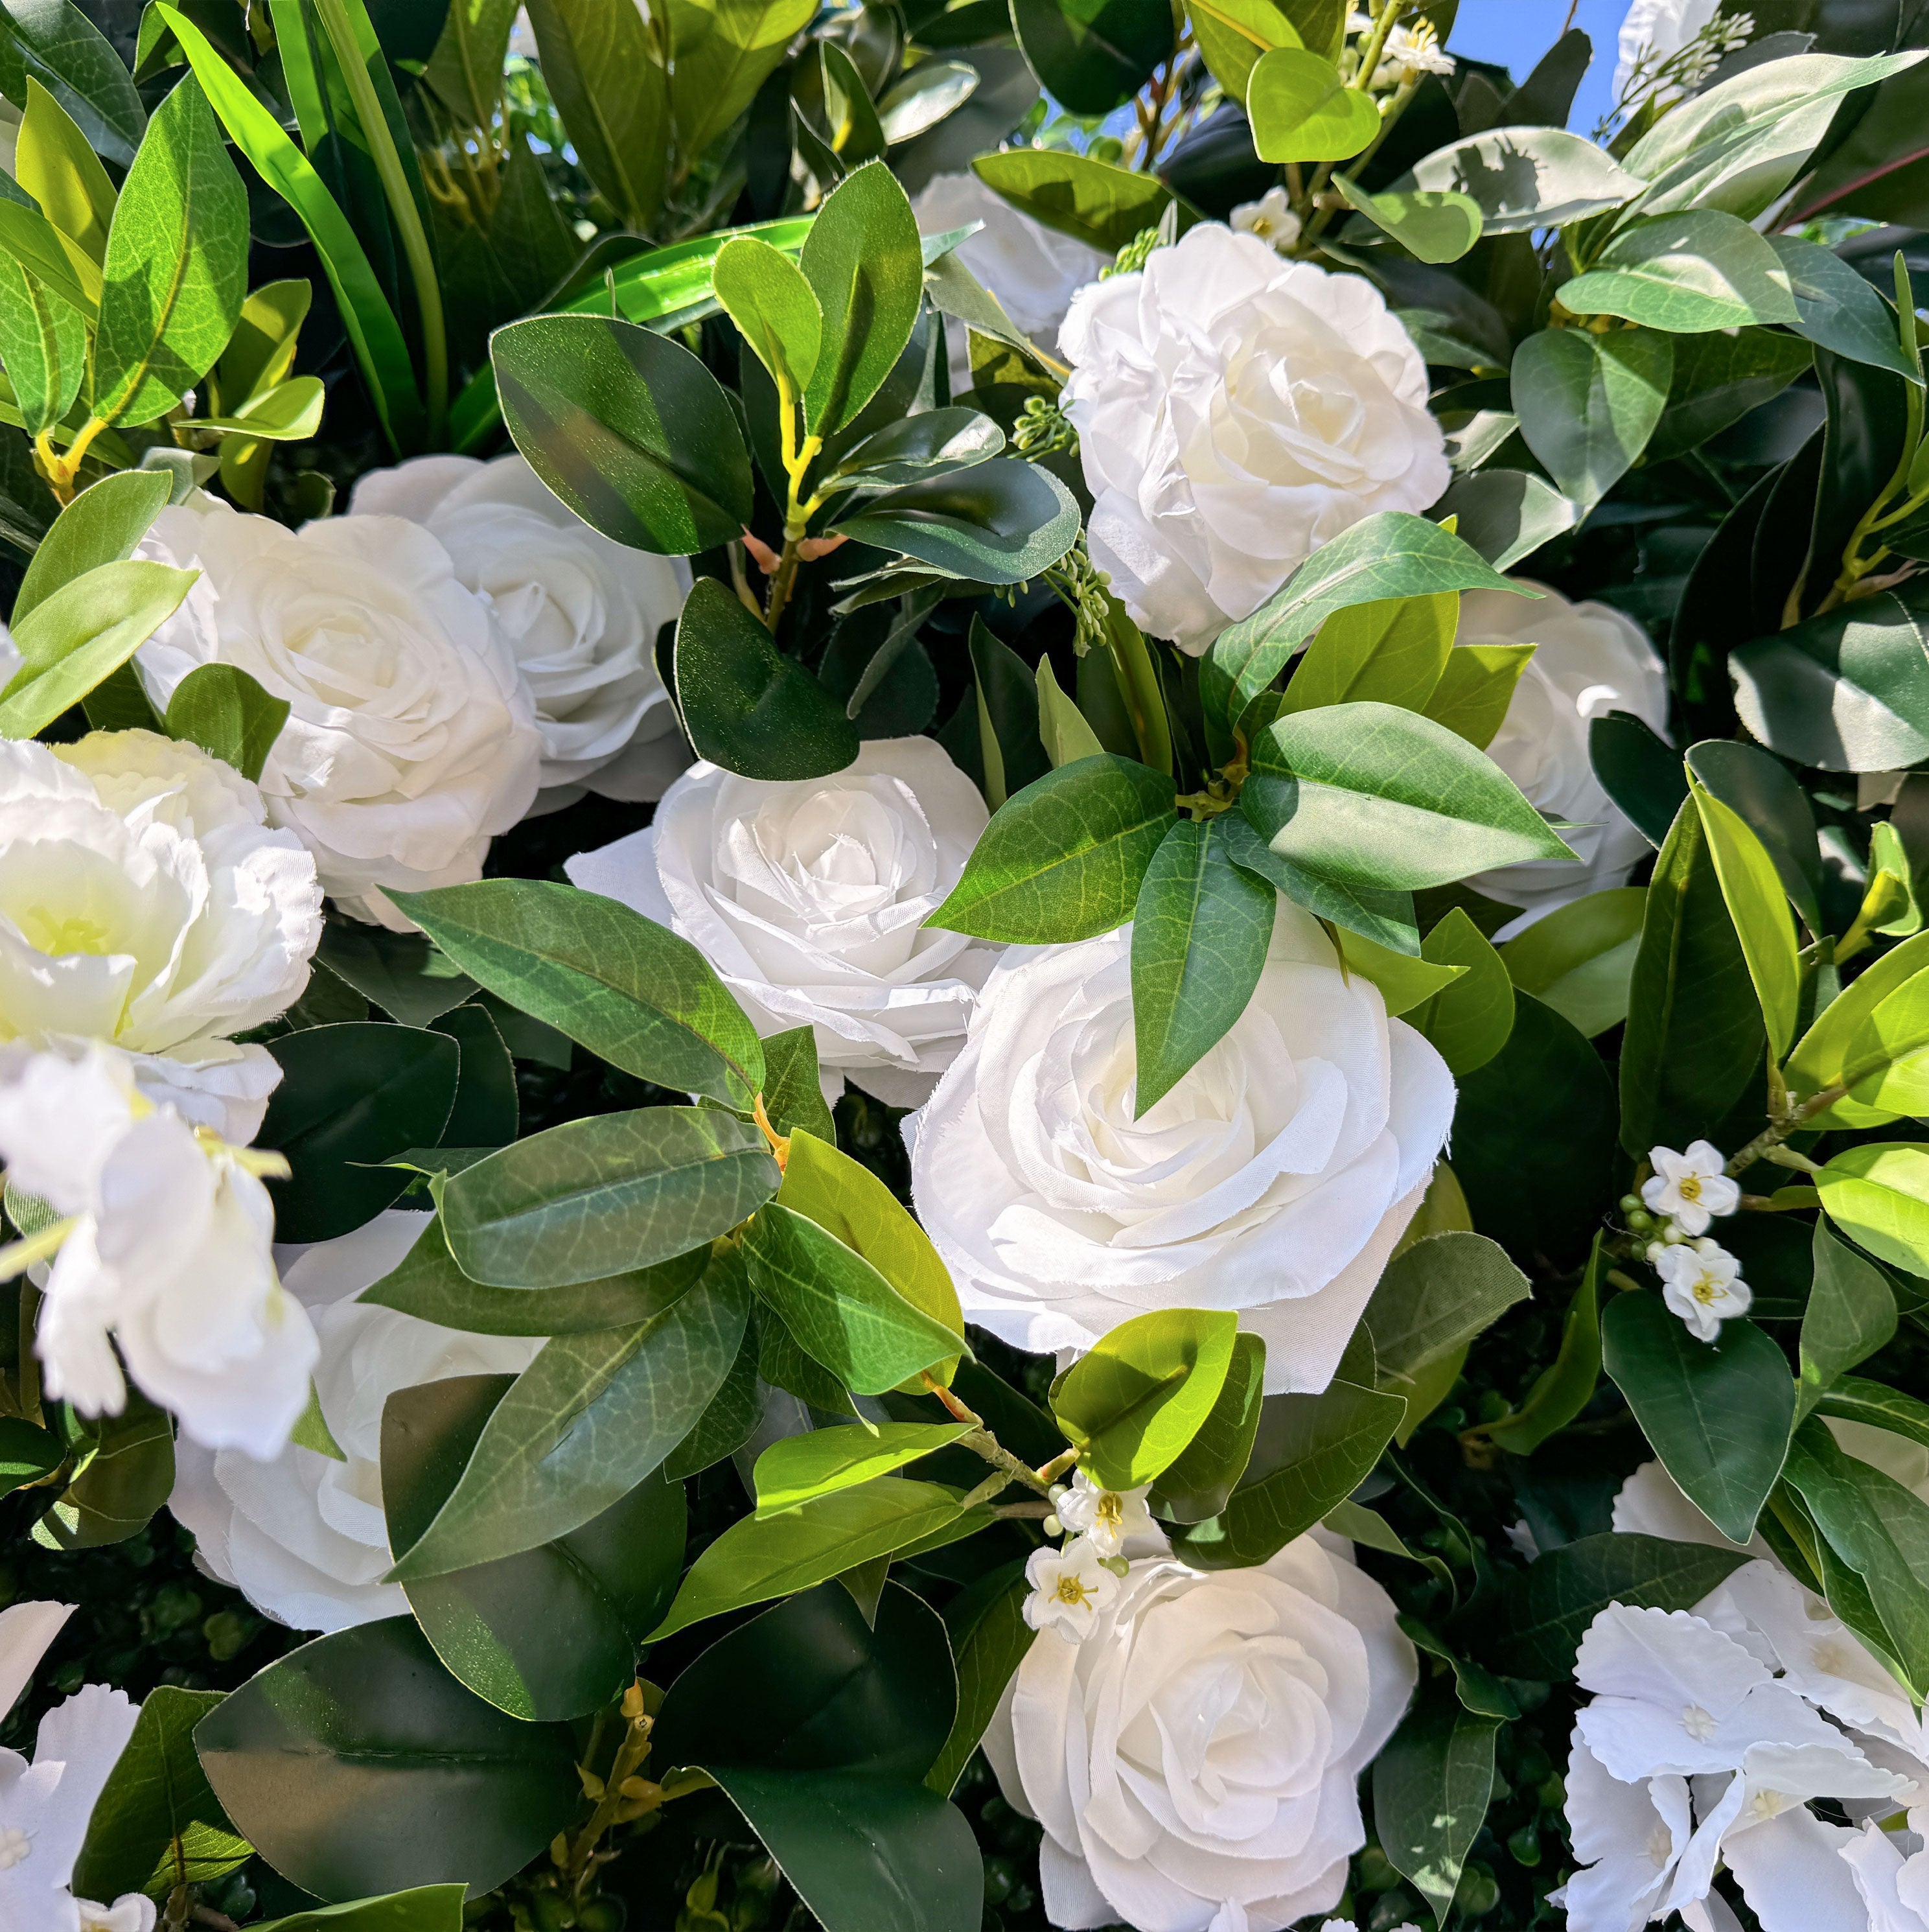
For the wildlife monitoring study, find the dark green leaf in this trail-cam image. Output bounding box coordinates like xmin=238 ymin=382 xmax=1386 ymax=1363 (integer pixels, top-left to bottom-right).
xmin=524 ymin=0 xmax=665 ymax=231
xmin=382 ymin=1375 xmax=685 ymax=1720
xmin=964 ymin=614 xmax=1049 ymax=809
xmin=1816 ymin=1375 xmax=1929 ymax=1454
xmin=0 ymin=253 xmax=82 ymax=437
xmin=162 ymin=662 xmax=288 ymax=782
xmin=1364 ymin=1232 xmax=1530 ymax=1386
xmin=34 ymin=1397 xmax=173 ymax=1550
xmin=260 ymin=1025 xmax=459 ymax=1243
xmin=1011 ymin=0 xmax=1173 ymax=116
xmin=1407 ymin=905 xmax=1514 ymax=1075
xmin=1430 ymin=471 xmax=1577 ymax=574
xmin=314 ymin=925 xmax=476 ymax=1028
xmin=1147 ymin=1331 xmax=1265 ymax=1526
xmin=926 ymin=1566 xmax=1031 ymax=1796
xmin=800 ymin=161 xmax=925 ymax=436
xmin=1372 ymin=1680 xmax=1499 ymax=1927
xmin=1476 ymin=1237 xmax=1604 ymax=1456
xmin=1645 ymin=324 xmax=1814 ymax=464
xmin=665 ymin=1303 xmax=763 ymax=1478
xmin=1589 ymin=710 xmax=1689 ymax=852
xmin=1218 ymin=811 xmax=1420 ymax=954
xmin=665 ymin=0 xmax=817 ymax=191
xmin=2 ymin=0 xmax=146 ymax=165
xmin=761 ymin=1025 xmax=837 ymax=1142
xmin=430 ymin=1003 xmax=516 ymax=1150
xmin=1510 ymin=326 xmax=1672 ymax=511
xmin=1770 ymin=233 xmax=1919 ymax=380
xmin=970 ymin=148 xmax=1177 ymax=253
xmin=833 ymin=458 xmax=1080 ymax=586
xmin=1799 ymin=1219 xmax=1897 ymax=1421
xmin=194 ymin=1618 xmax=577 ymax=1902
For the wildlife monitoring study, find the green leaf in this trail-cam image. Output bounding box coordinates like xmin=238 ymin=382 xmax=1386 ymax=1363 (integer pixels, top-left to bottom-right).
xmin=1244 ymin=701 xmax=1577 ymax=892
xmin=1459 ymin=1531 xmax=1753 ymax=1679
xmin=33 ymin=1396 xmax=172 ymax=1551
xmin=523 ymin=0 xmax=665 ymax=231
xmin=800 ymin=162 xmax=924 ymax=437
xmin=194 ymin=1618 xmax=577 ymax=1903
xmin=930 ymin=753 xmax=1177 ymax=942
xmin=675 ymin=574 xmax=862 ymax=780
xmin=1365 ymin=1232 xmax=1530 ymax=1388
xmin=1407 ymin=906 xmax=1515 ymax=1076
xmin=1619 ymin=797 xmax=1766 ymax=1159
xmin=0 ymin=1414 xmax=60 ymax=1495
xmin=1691 ymin=779 xmax=1801 ymax=1061
xmin=1684 ymin=738 xmax=1825 ymax=937
xmin=0 ymin=251 xmax=82 ymax=437
xmin=970 ymin=148 xmax=1179 ymax=253
xmin=246 ymin=1891 xmax=465 ymax=1932
xmin=1202 ymin=512 xmax=1520 ymax=756
xmin=1818 ymin=1143 xmax=1929 ymax=1274
xmin=197 ymin=374 xmax=326 ymax=440
xmin=743 ymin=1204 xmax=962 ymax=1397
xmin=1051 ymin=1308 xmax=1240 ymax=1490
xmin=665 ymin=1305 xmax=763 ymax=1478
xmin=831 ymin=458 xmax=1080 ymax=587
xmin=1010 ymin=0 xmax=1172 ymax=115
xmin=14 ymin=465 xmax=171 ymax=621
xmin=714 ymin=231 xmax=822 ymax=398
xmin=1730 ymin=585 xmax=1929 ymax=773
xmin=1335 ymin=925 xmax=1465 ymax=1018
xmin=161 ymin=662 xmax=288 ymax=782
xmin=1245 ymin=45 xmax=1378 ymax=162
xmin=91 ymin=73 xmax=248 ymax=430
xmin=1560 ymin=210 xmax=1798 ymax=333
xmin=1602 ymin=1293 xmax=1794 ymax=1546
xmin=1129 ymin=817 xmax=1276 ymax=1113
xmin=1431 ymin=471 xmax=1578 ymax=578
xmin=1816 ymin=1376 xmax=1929 ymax=1454
xmin=1335 ymin=173 xmax=1482 ymax=263
xmin=0 ymin=191 xmax=98 ymax=316
xmin=1403 ymin=124 xmax=1645 ymax=232
xmin=1786 ymin=929 xmax=1929 ymax=1113
xmin=1 ymin=0 xmax=146 ymax=165
xmin=443 ymin=1107 xmax=776 ymax=1289
xmin=1170 ymin=1380 xmax=1405 ymax=1570
xmin=1036 ymin=655 xmax=1105 ymax=767
xmin=1477 ymin=1236 xmax=1604 ymax=1456
xmin=926 ymin=1567 xmax=1032 ymax=1796
xmin=1499 ymin=888 xmax=1645 ymax=1038
xmin=387 ymin=1260 xmax=749 ymax=1580
xmin=665 ymin=0 xmax=816 ymax=174
xmin=492 ymin=314 xmax=752 ymax=555
xmin=1591 ymin=710 xmax=1688 ymax=848
xmin=754 ymin=1422 xmax=973 ymax=1515
xmin=381 ymin=1375 xmax=685 ymax=1721
xmin=1647 ymin=325 xmax=1816 ymax=463
xmin=0 ymin=558 xmax=196 ymax=738
xmin=1510 ymin=325 xmax=1672 ymax=511
xmin=73 ymin=1686 xmax=248 ymax=1902
xmin=1282 ymin=591 xmax=1458 ymax=717
xmin=1218 ymin=811 xmax=1419 ymax=955
xmin=777 ymin=1128 xmax=964 ymax=1366
xmin=1770 ymin=233 xmax=1921 ymax=382
xmin=1372 ymin=1681 xmax=1499 ymax=1927
xmin=316 ymin=923 xmax=476 ymax=1029
xmin=649 ymin=1479 xmax=989 ymax=1640
xmin=393 ymin=876 xmax=767 ymax=1107
xmin=258 ymin=1024 xmax=459 ymax=1243
xmin=761 ymin=1027 xmax=836 ymax=1142
xmin=1799 ymin=1220 xmax=1897 ymax=1423
xmin=1146 ymin=1331 xmax=1265 ymax=1525
xmin=157 ymin=4 xmax=423 ymax=453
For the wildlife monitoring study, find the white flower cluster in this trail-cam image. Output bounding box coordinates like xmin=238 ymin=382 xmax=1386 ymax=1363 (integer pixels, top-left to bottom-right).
xmin=1639 ymin=1141 xmax=1752 ymax=1342
xmin=0 ymin=1600 xmax=155 ymax=1932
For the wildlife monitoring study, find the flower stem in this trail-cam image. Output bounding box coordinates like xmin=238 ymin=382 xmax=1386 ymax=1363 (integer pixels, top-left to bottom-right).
xmin=921 ymin=1373 xmax=1063 ymax=1498
xmin=1724 ymin=1084 xmax=1847 ymax=1177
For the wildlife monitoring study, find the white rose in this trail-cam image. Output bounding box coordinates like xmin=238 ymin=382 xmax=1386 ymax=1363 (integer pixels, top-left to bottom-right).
xmin=566 ymin=736 xmax=998 ymax=1108
xmin=1455 ymin=582 xmax=1669 ymax=932
xmin=135 ymin=497 xmax=543 ymax=929
xmin=0 ymin=1043 xmax=317 ymax=1458
xmin=983 ymin=1531 xmax=1416 ymax=1932
xmin=1059 ymin=224 xmax=1450 ymax=655
xmin=910 ymin=906 xmax=1454 ymax=1393
xmin=912 ymin=170 xmax=1107 ymax=392
xmin=0 ymin=732 xmax=319 ymax=1128
xmin=346 ymin=454 xmax=690 ymax=804
xmin=170 ymin=1211 xmax=538 ymax=1631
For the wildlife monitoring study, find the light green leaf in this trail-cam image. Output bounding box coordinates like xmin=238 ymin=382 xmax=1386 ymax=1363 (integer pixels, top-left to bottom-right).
xmin=1335 ymin=172 xmax=1481 ymax=264
xmin=1050 ymin=1307 xmax=1240 ymax=1490
xmin=1403 ymin=124 xmax=1646 ymax=232
xmin=0 ymin=191 xmax=97 ymax=316
xmin=92 ymin=73 xmax=248 ymax=430
xmin=665 ymin=0 xmax=816 ymax=172
xmin=801 ymin=161 xmax=925 ymax=436
xmin=1036 ymin=655 xmax=1105 ymax=767
xmin=246 ymin=1889 xmax=467 ymax=1932
xmin=524 ymin=0 xmax=666 ymax=231
xmin=1147 ymin=1331 xmax=1266 ymax=1524
xmin=714 ymin=232 xmax=822 ymax=399
xmin=1692 ymin=779 xmax=1801 ymax=1060
xmin=1510 ymin=325 xmax=1672 ymax=511
xmin=971 ymin=148 xmax=1178 ymax=254
xmin=17 ymin=74 xmax=115 ymax=265
xmin=0 ymin=250 xmax=82 ymax=437
xmin=14 ymin=465 xmax=170 ymax=622
xmin=1408 ymin=907 xmax=1515 ymax=1076
xmin=1335 ymin=925 xmax=1466 ymax=1018
xmin=1560 ymin=210 xmax=1798 ymax=333
xmin=1501 ymin=886 xmax=1646 ymax=1038
xmin=196 ymin=374 xmax=325 ymax=439
xmin=1282 ymin=591 xmax=1458 ymax=717
xmin=1246 ymin=46 xmax=1379 ymax=163
xmin=1818 ymin=1143 xmax=1929 ymax=1275
xmin=754 ymin=1423 xmax=972 ymax=1516
xmin=441 ymin=1107 xmax=777 ymax=1289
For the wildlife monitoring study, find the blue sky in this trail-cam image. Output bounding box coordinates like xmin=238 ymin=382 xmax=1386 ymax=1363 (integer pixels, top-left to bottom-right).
xmin=1447 ymin=0 xmax=1635 ymax=130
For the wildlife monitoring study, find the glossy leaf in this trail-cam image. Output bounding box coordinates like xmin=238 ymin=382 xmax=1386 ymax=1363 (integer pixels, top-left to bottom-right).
xmin=1500 ymin=886 xmax=1645 ymax=1038
xmin=665 ymin=0 xmax=816 ymax=176
xmin=2 ymin=0 xmax=145 ymax=165
xmin=1218 ymin=811 xmax=1420 ymax=955
xmin=1146 ymin=1331 xmax=1265 ymax=1526
xmin=1817 ymin=1144 xmax=1929 ymax=1275
xmin=386 ymin=1262 xmax=749 ymax=1579
xmin=0 ymin=251 xmax=82 ymax=437
xmin=393 ymin=876 xmax=767 ymax=1107
xmin=1692 ymin=780 xmax=1801 ymax=1060
xmin=1602 ymin=1293 xmax=1794 ymax=1546
xmin=714 ymin=231 xmax=821 ymax=397
xmin=1770 ymin=233 xmax=1920 ymax=381
xmin=1408 ymin=907 xmax=1515 ymax=1076
xmin=1011 ymin=0 xmax=1173 ymax=116
xmin=1403 ymin=124 xmax=1645 ymax=231
xmin=194 ymin=1618 xmax=577 ymax=1902
xmin=1798 ymin=1220 xmax=1897 ymax=1423
xmin=1052 ymin=1308 xmax=1240 ymax=1490
xmin=926 ymin=1566 xmax=1032 ymax=1796
xmin=1282 ymin=591 xmax=1457 ymax=717
xmin=1685 ymin=738 xmax=1824 ymax=937
xmin=833 ymin=458 xmax=1080 ymax=586
xmin=524 ymin=0 xmax=665 ymax=230
xmin=162 ymin=663 xmax=288 ymax=783
xmin=1335 ymin=926 xmax=1465 ymax=1018
xmin=800 ymin=161 xmax=925 ymax=436
xmin=1431 ymin=471 xmax=1578 ymax=577
xmin=754 ymin=1423 xmax=973 ymax=1516
xmin=971 ymin=149 xmax=1179 ymax=253
xmin=1510 ymin=325 xmax=1672 ymax=511
xmin=1590 ymin=710 xmax=1689 ymax=850
xmin=1335 ymin=173 xmax=1482 ymax=264
xmin=1365 ymin=1232 xmax=1530 ymax=1388
xmin=1372 ymin=1681 xmax=1499 ymax=1928
xmin=1247 ymin=46 xmax=1380 ymax=163
xmin=1560 ymin=209 xmax=1797 ymax=333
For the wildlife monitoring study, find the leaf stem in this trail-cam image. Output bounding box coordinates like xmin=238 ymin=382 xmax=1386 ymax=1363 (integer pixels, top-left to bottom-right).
xmin=921 ymin=1372 xmax=1064 ymax=1498
xmin=1725 ymin=1084 xmax=1847 ymax=1177
xmin=312 ymin=0 xmax=448 ymax=446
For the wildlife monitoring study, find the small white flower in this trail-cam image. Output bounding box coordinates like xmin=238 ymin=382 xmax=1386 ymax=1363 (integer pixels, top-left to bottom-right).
xmin=1022 ymin=1535 xmax=1118 ymax=1640
xmin=1052 ymin=1470 xmax=1155 ymax=1558
xmin=0 ymin=1043 xmax=317 ymax=1458
xmin=1658 ymin=1241 xmax=1752 ymax=1343
xmin=1643 ymin=1141 xmax=1740 ymax=1235
xmin=1372 ymin=22 xmax=1454 ymax=87
xmin=1230 ymin=186 xmax=1301 ymax=255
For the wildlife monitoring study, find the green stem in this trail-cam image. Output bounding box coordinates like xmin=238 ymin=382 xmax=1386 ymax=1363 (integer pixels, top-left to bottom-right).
xmin=312 ymin=0 xmax=448 ymax=445
xmin=1725 ymin=1084 xmax=1847 ymax=1177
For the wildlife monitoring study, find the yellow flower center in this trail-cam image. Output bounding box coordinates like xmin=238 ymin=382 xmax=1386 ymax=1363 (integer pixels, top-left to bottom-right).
xmin=1096 ymin=1491 xmax=1124 ymax=1528
xmin=1053 ymin=1574 xmax=1094 ymax=1607
xmin=1678 ymin=1174 xmax=1703 ymax=1202
xmin=19 ymin=909 xmax=113 ymax=957
xmin=1692 ymin=1274 xmax=1722 ymax=1305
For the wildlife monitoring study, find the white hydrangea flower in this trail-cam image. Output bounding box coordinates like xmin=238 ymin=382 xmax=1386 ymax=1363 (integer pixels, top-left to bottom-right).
xmin=1022 ymin=1535 xmax=1118 ymax=1640
xmin=1657 ymin=1240 xmax=1752 ymax=1342
xmin=1229 ymin=185 xmax=1301 ymax=255
xmin=0 ymin=1043 xmax=316 ymax=1458
xmin=1643 ymin=1141 xmax=1740 ymax=1235
xmin=1052 ymin=1469 xmax=1155 ymax=1559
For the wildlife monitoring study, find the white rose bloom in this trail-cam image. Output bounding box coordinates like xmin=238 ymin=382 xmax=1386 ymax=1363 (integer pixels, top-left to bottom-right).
xmin=135 ymin=496 xmax=543 ymax=929
xmin=1455 ymin=582 xmax=1669 ymax=933
xmin=0 ymin=733 xmax=319 ymax=1132
xmin=912 ymin=170 xmax=1107 ymax=392
xmin=984 ymin=1531 xmax=1416 ymax=1932
xmin=347 ymin=454 xmax=690 ymax=804
xmin=0 ymin=1044 xmax=316 ymax=1458
xmin=910 ymin=907 xmax=1454 ymax=1393
xmin=567 ymin=738 xmax=997 ymax=1108
xmin=0 ymin=1596 xmax=153 ymax=1932
xmin=1058 ymin=224 xmax=1449 ymax=655
xmin=170 ymin=1212 xmax=539 ymax=1631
